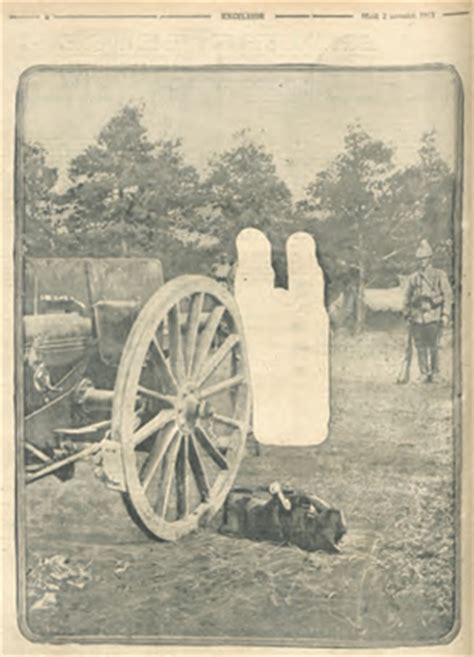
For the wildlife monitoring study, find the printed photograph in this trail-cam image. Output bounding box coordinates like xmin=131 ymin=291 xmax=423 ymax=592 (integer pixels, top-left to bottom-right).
xmin=16 ymin=65 xmax=461 ymax=646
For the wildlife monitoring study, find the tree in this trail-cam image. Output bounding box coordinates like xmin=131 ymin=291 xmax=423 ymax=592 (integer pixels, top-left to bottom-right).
xmin=20 ymin=141 xmax=59 ymax=255
xmin=389 ymin=131 xmax=455 ymax=275
xmin=299 ymin=124 xmax=396 ymax=332
xmin=61 ymin=104 xmax=202 ymax=256
xmin=201 ymin=131 xmax=293 ymax=258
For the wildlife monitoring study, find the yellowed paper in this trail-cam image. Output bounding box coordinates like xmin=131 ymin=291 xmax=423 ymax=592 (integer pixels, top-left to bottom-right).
xmin=2 ymin=2 xmax=472 ymax=655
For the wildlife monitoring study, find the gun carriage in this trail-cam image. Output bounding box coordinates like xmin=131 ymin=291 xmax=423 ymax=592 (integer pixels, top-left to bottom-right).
xmin=22 ymin=258 xmax=252 ymax=541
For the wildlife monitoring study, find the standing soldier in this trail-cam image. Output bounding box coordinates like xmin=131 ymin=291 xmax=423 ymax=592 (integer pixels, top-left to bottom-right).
xmin=403 ymin=240 xmax=453 ymax=383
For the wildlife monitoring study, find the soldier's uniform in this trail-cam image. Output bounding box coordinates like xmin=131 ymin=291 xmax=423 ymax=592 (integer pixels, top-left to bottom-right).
xmin=403 ymin=241 xmax=452 ymax=382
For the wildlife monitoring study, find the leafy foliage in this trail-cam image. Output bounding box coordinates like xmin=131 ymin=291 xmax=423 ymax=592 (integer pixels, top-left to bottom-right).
xmin=60 ymin=105 xmax=202 ymax=256
xmin=20 ymin=110 xmax=456 ymax=327
xmin=20 ymin=142 xmax=59 ymax=255
xmin=298 ymin=125 xmax=455 ymax=329
xmin=298 ymin=124 xmax=397 ymax=329
xmin=202 ymin=131 xmax=294 ymax=254
xmin=389 ymin=131 xmax=455 ymax=276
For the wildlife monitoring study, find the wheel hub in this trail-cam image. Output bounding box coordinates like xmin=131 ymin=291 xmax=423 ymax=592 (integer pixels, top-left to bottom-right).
xmin=176 ymin=386 xmax=204 ymax=433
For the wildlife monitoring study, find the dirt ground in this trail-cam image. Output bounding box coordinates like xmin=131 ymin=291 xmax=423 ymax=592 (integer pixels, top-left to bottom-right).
xmin=21 ymin=328 xmax=457 ymax=647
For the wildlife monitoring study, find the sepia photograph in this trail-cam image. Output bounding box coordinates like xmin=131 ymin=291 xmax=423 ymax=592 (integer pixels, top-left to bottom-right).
xmin=15 ymin=65 xmax=462 ymax=646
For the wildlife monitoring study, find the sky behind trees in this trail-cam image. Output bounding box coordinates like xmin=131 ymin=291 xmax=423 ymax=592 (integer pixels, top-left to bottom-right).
xmin=21 ymin=67 xmax=458 ymax=197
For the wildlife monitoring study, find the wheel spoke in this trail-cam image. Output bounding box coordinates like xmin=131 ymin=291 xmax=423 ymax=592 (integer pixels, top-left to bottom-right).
xmin=188 ymin=433 xmax=211 ymax=501
xmin=168 ymin=305 xmax=186 ymax=383
xmin=212 ymin=413 xmax=243 ymax=430
xmin=150 ymin=335 xmax=178 ymax=392
xmin=155 ymin=433 xmax=182 ymax=517
xmin=194 ymin=426 xmax=229 ymax=470
xmin=192 ymin=305 xmax=225 ymax=376
xmin=175 ymin=434 xmax=189 ymax=518
xmin=195 ymin=334 xmax=240 ymax=387
xmin=141 ymin=423 xmax=179 ymax=491
xmin=184 ymin=292 xmax=204 ymax=375
xmin=199 ymin=374 xmax=244 ymax=400
xmin=137 ymin=386 xmax=175 ymax=405
xmin=133 ymin=408 xmax=176 ymax=447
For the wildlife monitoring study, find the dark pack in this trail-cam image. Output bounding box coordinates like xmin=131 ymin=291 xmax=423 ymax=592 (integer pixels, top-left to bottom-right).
xmin=220 ymin=482 xmax=346 ymax=553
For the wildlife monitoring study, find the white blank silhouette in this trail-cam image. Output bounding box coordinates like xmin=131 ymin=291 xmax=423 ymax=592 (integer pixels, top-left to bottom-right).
xmin=235 ymin=228 xmax=329 ymax=446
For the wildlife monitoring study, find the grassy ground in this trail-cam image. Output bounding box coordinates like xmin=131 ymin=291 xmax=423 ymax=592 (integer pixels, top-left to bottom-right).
xmin=22 ymin=328 xmax=457 ymax=646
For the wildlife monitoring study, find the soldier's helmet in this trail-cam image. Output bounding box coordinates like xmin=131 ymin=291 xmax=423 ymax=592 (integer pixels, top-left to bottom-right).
xmin=415 ymin=239 xmax=433 ymax=259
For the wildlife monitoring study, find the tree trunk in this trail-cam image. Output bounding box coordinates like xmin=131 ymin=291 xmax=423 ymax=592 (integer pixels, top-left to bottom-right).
xmin=354 ymin=271 xmax=366 ymax=334
xmin=341 ymin=287 xmax=356 ymax=329
xmin=120 ymin=229 xmax=128 ymax=256
xmin=354 ymin=230 xmax=366 ymax=334
xmin=118 ymin=187 xmax=128 ymax=256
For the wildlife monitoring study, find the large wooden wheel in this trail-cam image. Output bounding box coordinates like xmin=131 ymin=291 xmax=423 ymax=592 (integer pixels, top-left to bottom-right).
xmin=112 ymin=275 xmax=252 ymax=541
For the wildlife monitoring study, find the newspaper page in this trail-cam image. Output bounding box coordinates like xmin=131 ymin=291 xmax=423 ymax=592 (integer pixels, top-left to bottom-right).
xmin=1 ymin=1 xmax=472 ymax=654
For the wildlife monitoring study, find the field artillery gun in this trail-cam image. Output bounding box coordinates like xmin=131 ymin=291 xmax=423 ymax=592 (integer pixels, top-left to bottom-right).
xmin=22 ymin=258 xmax=252 ymax=541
